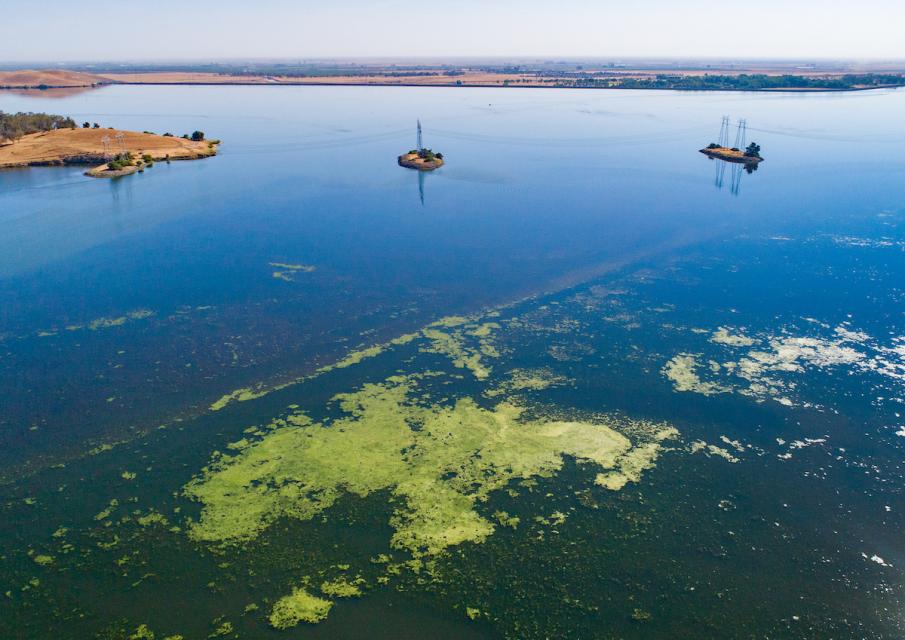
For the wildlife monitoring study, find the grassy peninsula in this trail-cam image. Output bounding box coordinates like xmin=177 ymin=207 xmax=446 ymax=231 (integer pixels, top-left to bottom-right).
xmin=0 ymin=114 xmax=218 ymax=178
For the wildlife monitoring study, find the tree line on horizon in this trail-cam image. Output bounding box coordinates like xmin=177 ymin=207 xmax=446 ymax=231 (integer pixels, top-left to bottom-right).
xmin=563 ymin=73 xmax=905 ymax=91
xmin=0 ymin=111 xmax=76 ymax=143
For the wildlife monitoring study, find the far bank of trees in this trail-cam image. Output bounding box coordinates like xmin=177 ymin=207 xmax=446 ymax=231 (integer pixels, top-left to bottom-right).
xmin=563 ymin=73 xmax=905 ymax=91
xmin=0 ymin=111 xmax=76 ymax=143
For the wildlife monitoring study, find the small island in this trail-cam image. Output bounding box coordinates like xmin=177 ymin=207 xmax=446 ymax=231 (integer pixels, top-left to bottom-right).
xmin=398 ymin=120 xmax=444 ymax=171
xmin=700 ymin=142 xmax=763 ymax=165
xmin=398 ymin=148 xmax=444 ymax=171
xmin=700 ymin=118 xmax=763 ymax=165
xmin=0 ymin=111 xmax=219 ymax=178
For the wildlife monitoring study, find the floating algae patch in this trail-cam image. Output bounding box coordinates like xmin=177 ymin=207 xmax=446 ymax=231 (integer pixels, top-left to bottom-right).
xmin=184 ymin=374 xmax=678 ymax=558
xmin=270 ymin=262 xmax=316 ymax=282
xmin=209 ymin=386 xmax=271 ymax=411
xmin=323 ymin=344 xmax=388 ymax=371
xmin=421 ymin=317 xmax=503 ymax=380
xmin=689 ymin=440 xmax=740 ymax=463
xmin=595 ymin=427 xmax=678 ymax=491
xmin=485 ymin=368 xmax=569 ymax=398
xmin=208 ymin=330 xmax=423 ymax=412
xmin=320 ymin=575 xmax=365 ymax=598
xmin=63 ymin=309 xmax=155 ymax=333
xmin=665 ymin=322 xmax=905 ymax=408
xmin=269 ymin=587 xmax=333 ymax=629
xmin=32 ymin=555 xmax=54 ymax=567
xmin=269 ymin=263 xmax=316 ymax=271
xmin=710 ymin=327 xmax=756 ymax=347
xmin=206 ymin=312 xmax=494 ymax=412
xmin=663 ymin=354 xmax=729 ymax=396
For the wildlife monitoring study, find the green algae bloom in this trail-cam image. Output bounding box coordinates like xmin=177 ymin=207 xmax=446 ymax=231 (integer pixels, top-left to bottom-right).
xmin=494 ymin=511 xmax=520 ymax=529
xmin=129 ymin=625 xmax=155 ymax=640
xmin=94 ymin=499 xmax=119 ymax=521
xmin=710 ymin=327 xmax=755 ymax=347
xmin=663 ymin=354 xmax=729 ymax=396
xmin=326 ymin=344 xmax=386 ymax=370
xmin=320 ymin=575 xmax=364 ymax=598
xmin=269 ymin=587 xmax=333 ymax=629
xmin=270 ymin=262 xmax=316 ymax=282
xmin=185 ymin=374 xmax=677 ymax=558
xmin=421 ymin=320 xmax=500 ymax=379
xmin=32 ymin=555 xmax=54 ymax=567
xmin=128 ymin=624 xmax=183 ymax=640
xmin=64 ymin=309 xmax=154 ymax=333
xmin=206 ymin=314 xmax=496 ymax=412
xmin=209 ymin=386 xmax=270 ymax=411
xmin=136 ymin=511 xmax=170 ymax=527
xmin=485 ymin=368 xmax=568 ymax=398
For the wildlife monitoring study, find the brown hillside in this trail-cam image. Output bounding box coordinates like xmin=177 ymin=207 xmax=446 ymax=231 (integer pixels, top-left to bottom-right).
xmin=0 ymin=128 xmax=215 ymax=168
xmin=0 ymin=69 xmax=111 ymax=88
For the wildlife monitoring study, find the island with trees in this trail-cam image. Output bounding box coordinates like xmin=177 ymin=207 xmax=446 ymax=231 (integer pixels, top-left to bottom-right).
xmin=398 ymin=147 xmax=444 ymax=171
xmin=0 ymin=111 xmax=219 ymax=178
xmin=700 ymin=141 xmax=763 ymax=165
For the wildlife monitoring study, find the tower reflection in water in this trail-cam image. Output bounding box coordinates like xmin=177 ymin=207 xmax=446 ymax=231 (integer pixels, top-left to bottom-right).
xmin=713 ymin=158 xmax=758 ymax=196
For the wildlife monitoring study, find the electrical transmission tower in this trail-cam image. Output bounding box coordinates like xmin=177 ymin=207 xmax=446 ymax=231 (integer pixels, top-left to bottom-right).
xmin=733 ymin=119 xmax=747 ymax=150
xmin=114 ymin=132 xmax=126 ymax=154
xmin=417 ymin=119 xmax=423 ymax=151
xmin=718 ymin=116 xmax=730 ymax=147
xmin=101 ymin=135 xmax=111 ymax=159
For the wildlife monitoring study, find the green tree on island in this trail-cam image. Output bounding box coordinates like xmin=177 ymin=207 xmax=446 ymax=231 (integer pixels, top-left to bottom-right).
xmin=0 ymin=111 xmax=77 ymax=143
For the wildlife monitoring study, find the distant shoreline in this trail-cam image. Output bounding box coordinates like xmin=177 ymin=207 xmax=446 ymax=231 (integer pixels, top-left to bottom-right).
xmin=94 ymin=80 xmax=902 ymax=93
xmin=5 ymin=80 xmax=899 ymax=94
xmin=3 ymin=69 xmax=904 ymax=94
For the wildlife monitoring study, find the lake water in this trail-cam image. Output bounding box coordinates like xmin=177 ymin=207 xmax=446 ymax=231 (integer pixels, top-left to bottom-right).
xmin=1 ymin=85 xmax=904 ymax=639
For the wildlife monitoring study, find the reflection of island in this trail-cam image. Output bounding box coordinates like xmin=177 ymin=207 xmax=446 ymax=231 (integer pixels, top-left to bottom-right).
xmin=1 ymin=127 xmax=218 ymax=178
xmin=398 ymin=120 xmax=444 ymax=171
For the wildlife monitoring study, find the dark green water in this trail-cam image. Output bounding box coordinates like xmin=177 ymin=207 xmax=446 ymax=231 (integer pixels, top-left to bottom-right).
xmin=1 ymin=85 xmax=904 ymax=639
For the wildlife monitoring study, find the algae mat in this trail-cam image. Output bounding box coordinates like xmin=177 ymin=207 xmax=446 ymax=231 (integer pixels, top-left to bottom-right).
xmin=2 ymin=226 xmax=904 ymax=639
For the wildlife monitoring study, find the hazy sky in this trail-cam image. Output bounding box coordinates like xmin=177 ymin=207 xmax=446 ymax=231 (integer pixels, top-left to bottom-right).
xmin=2 ymin=0 xmax=903 ymax=61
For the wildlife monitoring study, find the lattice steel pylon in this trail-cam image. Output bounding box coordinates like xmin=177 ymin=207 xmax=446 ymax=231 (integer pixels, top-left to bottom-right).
xmin=734 ymin=119 xmax=747 ymax=150
xmin=100 ymin=135 xmax=111 ymax=159
xmin=718 ymin=116 xmax=730 ymax=147
xmin=417 ymin=119 xmax=423 ymax=151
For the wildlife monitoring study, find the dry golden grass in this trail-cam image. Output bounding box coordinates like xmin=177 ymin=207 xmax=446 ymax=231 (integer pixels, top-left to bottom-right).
xmin=0 ymin=69 xmax=109 ymax=88
xmin=0 ymin=128 xmax=214 ymax=168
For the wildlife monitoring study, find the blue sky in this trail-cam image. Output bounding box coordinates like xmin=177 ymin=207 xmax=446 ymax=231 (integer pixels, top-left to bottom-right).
xmin=2 ymin=0 xmax=903 ymax=61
